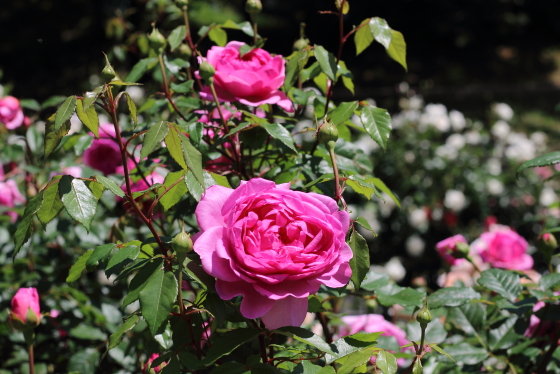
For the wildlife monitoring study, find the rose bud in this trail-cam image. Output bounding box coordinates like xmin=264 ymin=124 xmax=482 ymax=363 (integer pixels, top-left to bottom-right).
xmin=178 ymin=43 xmax=193 ymax=59
xmin=245 ymin=0 xmax=262 ymax=14
xmin=172 ymin=229 xmax=193 ymax=259
xmin=148 ymin=27 xmax=167 ymax=54
xmin=538 ymin=232 xmax=558 ymax=263
xmin=101 ymin=64 xmax=117 ymax=83
xmin=293 ymin=23 xmax=310 ymax=51
xmin=9 ymin=287 xmax=42 ymax=331
xmin=318 ymin=119 xmax=339 ymax=146
xmin=416 ymin=304 xmax=432 ymax=327
xmin=199 ymin=61 xmax=216 ymax=83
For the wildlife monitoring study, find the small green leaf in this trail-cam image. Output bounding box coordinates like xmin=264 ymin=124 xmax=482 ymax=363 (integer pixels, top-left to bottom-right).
xmin=477 ymin=269 xmax=522 ymax=301
xmin=158 ymin=171 xmax=187 ymax=211
xmin=517 ymin=151 xmax=560 ymax=176
xmin=200 ymin=328 xmax=262 ymax=366
xmin=328 ymin=101 xmax=359 ymax=126
xmin=387 ymin=30 xmax=407 ymax=71
xmin=67 ymin=348 xmax=100 ymax=374
xmin=360 ymin=105 xmax=392 ymax=151
xmin=170 ymin=80 xmax=194 ymax=93
xmin=139 ymin=269 xmax=178 ymax=336
xmin=428 ymin=287 xmax=481 ymax=309
xmin=125 ymin=58 xmax=156 ymax=83
xmin=105 ymin=245 xmax=140 ymax=276
xmin=55 ymin=95 xmax=77 ymax=130
xmin=180 ymin=133 xmax=205 ymax=188
xmin=349 ymin=230 xmax=370 ymax=289
xmin=107 ymin=315 xmax=140 ymax=351
xmin=75 ymin=98 xmax=99 ymax=137
xmin=41 ymin=95 xmax=67 ymax=109
xmin=488 ymin=316 xmax=519 ymax=351
xmin=412 ymin=358 xmax=423 ymax=374
xmin=44 ymin=113 xmax=71 ymax=159
xmin=13 ymin=191 xmax=44 ymax=257
xmin=141 ymin=121 xmax=169 ymax=159
xmin=95 ymin=175 xmax=125 ymax=198
xmin=540 ymin=273 xmax=560 ymax=291
xmin=164 ymin=126 xmax=188 ymax=170
xmin=355 ymin=18 xmax=373 ymax=55
xmin=377 ymin=287 xmax=425 ymax=307
xmin=369 ymin=18 xmax=392 ymax=49
xmin=447 ymin=302 xmax=486 ymax=336
xmin=283 ymin=49 xmax=311 ymax=91
xmin=124 ymin=92 xmax=138 ymax=127
xmin=209 ymin=26 xmax=227 ymax=47
xmin=19 ymin=99 xmax=41 ymax=111
xmin=325 ymin=333 xmax=381 ymax=364
xmin=37 ymin=176 xmax=64 ymax=227
xmin=275 ymin=326 xmax=336 ymax=356
xmin=261 ymin=123 xmax=298 ymax=153
xmin=83 ymin=86 xmax=105 ymax=110
xmin=66 ymin=250 xmax=93 ymax=283
xmin=59 ymin=176 xmax=99 ymax=231
xmin=354 ymin=216 xmax=376 ymax=234
xmin=168 ymin=25 xmax=187 ymax=51
xmin=376 ymin=351 xmax=397 ymax=374
xmin=123 ymin=259 xmax=164 ymax=307
xmin=314 ymin=45 xmax=337 ymax=81
xmin=337 ymin=349 xmax=375 ymax=374
xmin=86 ymin=243 xmax=117 ymax=270
xmin=338 ymin=61 xmax=354 ymax=94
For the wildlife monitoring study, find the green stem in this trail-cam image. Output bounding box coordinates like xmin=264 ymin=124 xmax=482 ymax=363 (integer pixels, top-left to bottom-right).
xmin=251 ymin=13 xmax=258 ymax=45
xmin=23 ymin=330 xmax=35 ymax=374
xmin=327 ymin=141 xmax=341 ymax=202
xmin=158 ymin=54 xmax=189 ymax=122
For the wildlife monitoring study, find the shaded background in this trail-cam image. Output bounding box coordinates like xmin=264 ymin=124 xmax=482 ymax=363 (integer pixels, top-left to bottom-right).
xmin=2 ymin=0 xmax=560 ymax=117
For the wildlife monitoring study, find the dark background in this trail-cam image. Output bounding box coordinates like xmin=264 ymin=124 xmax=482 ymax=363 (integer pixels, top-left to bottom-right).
xmin=2 ymin=0 xmax=560 ymax=118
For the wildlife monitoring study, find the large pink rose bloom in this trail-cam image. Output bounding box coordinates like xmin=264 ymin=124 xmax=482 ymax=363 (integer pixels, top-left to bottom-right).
xmin=194 ymin=178 xmax=352 ymax=329
xmin=10 ymin=287 xmax=41 ymax=325
xmin=83 ymin=123 xmax=127 ymax=175
xmin=473 ymin=225 xmax=533 ymax=270
xmin=436 ymin=234 xmax=468 ymax=266
xmin=0 ymin=96 xmax=25 ymax=129
xmin=198 ymin=42 xmax=293 ymax=112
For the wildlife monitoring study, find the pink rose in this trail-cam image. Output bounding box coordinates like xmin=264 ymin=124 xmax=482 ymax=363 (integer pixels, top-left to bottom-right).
xmin=338 ymin=314 xmax=409 ymax=365
xmin=0 ymin=96 xmax=25 ymax=129
xmin=198 ymin=42 xmax=293 ymax=112
xmin=436 ymin=234 xmax=468 ymax=266
xmin=10 ymin=287 xmax=41 ymax=330
xmin=473 ymin=225 xmax=533 ymax=270
xmin=143 ymin=353 xmax=166 ymax=373
xmin=83 ymin=123 xmax=130 ymax=175
xmin=0 ymin=178 xmax=26 ymax=222
xmin=193 ymin=178 xmax=352 ymax=329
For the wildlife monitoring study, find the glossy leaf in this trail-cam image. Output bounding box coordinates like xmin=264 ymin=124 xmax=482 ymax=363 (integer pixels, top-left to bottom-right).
xmin=369 ymin=18 xmax=392 ymax=49
xmin=76 ymin=98 xmax=99 ymax=137
xmin=55 ymin=95 xmax=77 ymax=130
xmin=428 ymin=287 xmax=481 ymax=309
xmin=488 ymin=316 xmax=519 ymax=351
xmin=275 ymin=326 xmax=336 ymax=356
xmin=123 ymin=259 xmax=164 ymax=307
xmin=283 ymin=49 xmax=310 ymax=91
xmin=66 ymin=250 xmax=93 ymax=283
xmin=338 ymin=61 xmax=354 ymax=94
xmin=170 ymin=80 xmax=194 ymax=94
xmin=447 ymin=302 xmax=486 ymax=335
xmin=125 ymin=58 xmax=156 ymax=83
xmin=139 ymin=269 xmax=178 ymax=336
xmin=314 ymin=45 xmax=337 ymax=81
xmin=209 ymin=26 xmax=227 ymax=47
xmin=105 ymin=245 xmax=140 ymax=276
xmin=86 ymin=243 xmax=117 ymax=269
xmin=328 ymin=101 xmax=359 ymax=126
xmin=168 ymin=25 xmax=187 ymax=51
xmin=325 ymin=332 xmax=381 ymax=364
xmin=477 ymin=269 xmax=522 ymax=301
xmin=44 ymin=113 xmax=71 ymax=159
xmin=141 ymin=121 xmax=169 ymax=159
xmin=124 ymin=92 xmax=138 ymax=127
xmin=540 ymin=273 xmax=560 ymax=291
xmin=200 ymin=328 xmax=262 ymax=366
xmin=164 ymin=126 xmax=188 ymax=170
xmin=337 ymin=349 xmax=375 ymax=374
xmin=376 ymin=351 xmax=397 ymax=374
xmin=387 ymin=30 xmax=407 ymax=71
xmin=349 ymin=230 xmax=370 ymax=289
xmin=82 ymin=86 xmax=104 ymax=110
xmin=355 ymin=18 xmax=374 ymax=55
xmin=59 ymin=176 xmax=99 ymax=231
xmin=95 ymin=175 xmax=125 ymax=198
xmin=261 ymin=123 xmax=298 ymax=153
xmin=37 ymin=176 xmax=64 ymax=227
xmin=517 ymin=151 xmax=560 ymax=176
xmin=360 ymin=105 xmax=392 ymax=151
xmin=107 ymin=315 xmax=141 ymax=351
xmin=180 ymin=133 xmax=205 ymax=188
xmin=158 ymin=171 xmax=187 ymax=211
xmin=377 ymin=287 xmax=425 ymax=307
xmin=13 ymin=191 xmax=44 ymax=257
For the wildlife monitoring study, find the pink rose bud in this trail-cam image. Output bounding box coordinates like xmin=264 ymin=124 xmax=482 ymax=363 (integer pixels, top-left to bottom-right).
xmin=436 ymin=234 xmax=468 ymax=266
xmin=473 ymin=225 xmax=533 ymax=270
xmin=193 ymin=178 xmax=352 ymax=329
xmin=196 ymin=42 xmax=293 ymax=112
xmin=0 ymin=96 xmax=25 ymax=129
xmin=10 ymin=287 xmax=41 ymax=330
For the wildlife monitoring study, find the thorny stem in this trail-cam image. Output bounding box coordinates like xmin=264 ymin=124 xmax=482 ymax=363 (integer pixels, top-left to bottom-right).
xmin=158 ymin=54 xmax=189 ymax=122
xmin=182 ymin=6 xmax=203 ymax=90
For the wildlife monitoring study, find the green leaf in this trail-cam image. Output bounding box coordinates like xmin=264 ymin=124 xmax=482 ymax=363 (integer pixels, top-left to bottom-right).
xmin=325 ymin=333 xmax=381 ymax=364
xmin=209 ymin=172 xmax=232 ymax=188
xmin=430 ymin=344 xmax=455 ymax=362
xmin=200 ymin=328 xmax=262 ymax=366
xmin=349 ymin=230 xmax=370 ymax=289
xmin=164 ymin=126 xmax=188 ymax=170
xmin=377 ymin=287 xmax=425 ymax=307
xmin=37 ymin=176 xmax=64 ymax=227
xmin=123 ymin=259 xmax=164 ymax=307
xmin=141 ymin=121 xmax=169 ymax=159
xmin=180 ymin=133 xmax=205 ymax=188
xmin=67 ymin=348 xmax=100 ymax=374
xmin=412 ymin=358 xmax=422 ymax=374
xmin=20 ymin=98 xmax=41 ymax=111
xmin=139 ymin=269 xmax=178 ymax=336
xmin=86 ymin=243 xmax=117 ymax=270
xmin=361 ymin=271 xmax=390 ymax=291
xmin=283 ymin=49 xmax=311 ymax=91
xmin=354 ymin=216 xmax=376 ymax=234
xmin=158 ymin=171 xmax=187 ymax=211
xmin=209 ymin=26 xmax=227 ymax=47
xmin=370 ymin=178 xmax=400 ymax=208
xmin=376 ymin=351 xmax=397 ymax=374
xmin=41 ymin=95 xmax=67 ymax=109
xmin=13 ymin=191 xmax=44 ymax=257
xmin=488 ymin=316 xmax=519 ymax=351
xmin=105 ymin=245 xmax=140 ymax=276
xmin=447 ymin=302 xmax=486 ymax=335
xmin=360 ymin=105 xmax=392 ymax=151
xmin=428 ymin=287 xmax=481 ymax=309
xmin=107 ymin=315 xmax=140 ymax=351
xmin=517 ymin=151 xmax=560 ymax=176
xmin=124 ymin=92 xmax=138 ymax=127
xmin=154 ymin=321 xmax=173 ymax=350
xmin=168 ymin=25 xmax=187 ymax=51
xmin=44 ymin=113 xmax=71 ymax=159
xmin=125 ymin=58 xmax=156 ymax=83
xmin=369 ymin=18 xmax=392 ymax=49
xmin=95 ymin=175 xmax=125 ymax=198
xmin=66 ymin=250 xmax=93 ymax=283
xmin=261 ymin=123 xmax=298 ymax=153
xmin=387 ymin=30 xmax=407 ymax=71
xmin=337 ymin=349 xmax=375 ymax=374
xmin=328 ymin=101 xmax=359 ymax=127
xmin=313 ymin=45 xmax=337 ymax=81
xmin=275 ymin=326 xmax=336 ymax=356
xmin=69 ymin=324 xmax=107 ymax=340
xmin=170 ymin=80 xmax=194 ymax=94
xmin=477 ymin=269 xmax=522 ymax=302
xmin=75 ymin=98 xmax=99 ymax=137
xmin=354 ymin=18 xmax=374 ymax=55
xmin=59 ymin=176 xmax=99 ymax=231
xmin=82 ymin=86 xmax=105 ymax=110
xmin=540 ymin=273 xmax=560 ymax=291
xmin=55 ymin=95 xmax=77 ymax=130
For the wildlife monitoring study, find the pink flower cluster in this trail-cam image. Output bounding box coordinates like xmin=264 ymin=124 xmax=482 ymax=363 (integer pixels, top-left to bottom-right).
xmin=0 ymin=96 xmax=28 ymax=129
xmin=194 ymin=178 xmax=352 ymax=329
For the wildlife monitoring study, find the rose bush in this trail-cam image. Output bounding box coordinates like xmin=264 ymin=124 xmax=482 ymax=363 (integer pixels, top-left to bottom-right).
xmin=193 ymin=178 xmax=352 ymax=329
xmin=0 ymin=96 xmax=25 ymax=129
xmin=197 ymin=41 xmax=293 ymax=112
xmin=472 ymin=224 xmax=533 ymax=270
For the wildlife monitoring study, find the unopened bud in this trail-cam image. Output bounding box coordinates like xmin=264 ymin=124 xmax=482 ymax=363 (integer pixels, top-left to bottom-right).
xmin=178 ymin=43 xmax=193 ymax=59
xmin=101 ymin=53 xmax=118 ymax=83
xmin=245 ymin=0 xmax=262 ymax=14
xmin=293 ymin=23 xmax=309 ymax=51
xmin=148 ymin=27 xmax=167 ymax=54
xmin=538 ymin=233 xmax=558 ymax=262
xmin=454 ymin=241 xmax=471 ymax=259
xmin=416 ymin=304 xmax=432 ymax=326
xmin=199 ymin=61 xmax=215 ymax=83
xmin=175 ymin=0 xmax=188 ymax=7
xmin=318 ymin=120 xmax=339 ymax=146
xmin=172 ymin=230 xmax=193 ymax=255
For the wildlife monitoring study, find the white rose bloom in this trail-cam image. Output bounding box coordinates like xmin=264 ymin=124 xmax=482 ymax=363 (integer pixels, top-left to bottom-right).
xmin=540 ymin=187 xmax=558 ymax=207
xmin=435 ymin=145 xmax=458 ymax=160
xmin=465 ymin=130 xmax=482 ymax=145
xmin=487 ymin=179 xmax=505 ymax=195
xmin=449 ymin=110 xmax=466 ymax=131
xmin=530 ymin=131 xmax=548 ymax=147
xmin=446 ymin=133 xmax=466 ymax=150
xmin=493 ymin=103 xmax=514 ymax=121
xmin=408 ymin=208 xmax=428 ymax=230
xmin=408 ymin=95 xmax=424 ymax=110
xmin=444 ymin=190 xmax=467 ymax=212
xmin=406 ymin=235 xmax=425 ymax=257
xmin=486 ymin=158 xmax=502 ymax=176
xmin=505 ymin=133 xmax=535 ymax=161
xmin=491 ymin=120 xmax=510 ymax=139
xmin=420 ymin=103 xmax=450 ymax=132
xmin=404 ymin=151 xmax=416 ymax=163
xmin=385 ymin=257 xmax=406 ymax=282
